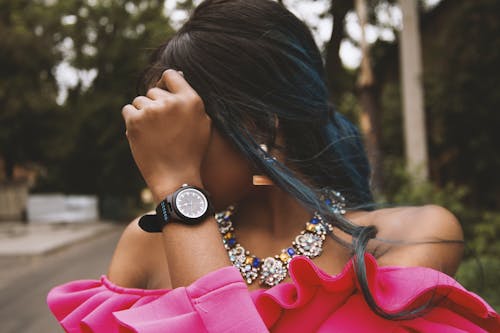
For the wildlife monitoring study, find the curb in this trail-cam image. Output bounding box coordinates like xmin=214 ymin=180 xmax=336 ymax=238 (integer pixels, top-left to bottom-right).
xmin=0 ymin=222 xmax=121 ymax=257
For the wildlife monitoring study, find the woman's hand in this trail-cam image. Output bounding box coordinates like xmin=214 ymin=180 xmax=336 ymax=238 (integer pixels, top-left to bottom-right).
xmin=122 ymin=69 xmax=211 ymax=202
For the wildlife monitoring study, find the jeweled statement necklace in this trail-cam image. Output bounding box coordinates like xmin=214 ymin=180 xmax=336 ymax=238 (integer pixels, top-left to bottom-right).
xmin=215 ymin=191 xmax=346 ymax=288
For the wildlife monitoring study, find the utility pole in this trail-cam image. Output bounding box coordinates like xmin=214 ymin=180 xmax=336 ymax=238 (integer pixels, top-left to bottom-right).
xmin=399 ymin=0 xmax=429 ymax=182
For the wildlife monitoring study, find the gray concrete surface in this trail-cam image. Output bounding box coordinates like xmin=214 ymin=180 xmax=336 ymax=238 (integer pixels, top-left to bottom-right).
xmin=0 ymin=221 xmax=117 ymax=256
xmin=0 ymin=223 xmax=124 ymax=333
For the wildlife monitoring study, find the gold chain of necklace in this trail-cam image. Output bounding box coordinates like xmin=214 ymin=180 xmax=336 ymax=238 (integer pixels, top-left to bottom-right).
xmin=215 ymin=191 xmax=346 ymax=288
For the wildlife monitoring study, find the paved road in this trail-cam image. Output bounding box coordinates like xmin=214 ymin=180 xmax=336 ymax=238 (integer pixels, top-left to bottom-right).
xmin=0 ymin=226 xmax=124 ymax=333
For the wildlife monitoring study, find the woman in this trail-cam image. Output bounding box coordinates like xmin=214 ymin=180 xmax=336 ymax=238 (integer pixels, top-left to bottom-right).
xmin=47 ymin=0 xmax=499 ymax=332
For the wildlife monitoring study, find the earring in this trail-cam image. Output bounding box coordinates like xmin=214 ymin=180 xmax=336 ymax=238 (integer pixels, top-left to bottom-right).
xmin=252 ymin=144 xmax=275 ymax=186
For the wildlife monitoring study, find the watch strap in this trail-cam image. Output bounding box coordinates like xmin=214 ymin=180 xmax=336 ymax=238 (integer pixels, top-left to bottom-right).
xmin=138 ymin=195 xmax=175 ymax=233
xmin=138 ymin=214 xmax=164 ymax=233
xmin=156 ymin=196 xmax=178 ymax=222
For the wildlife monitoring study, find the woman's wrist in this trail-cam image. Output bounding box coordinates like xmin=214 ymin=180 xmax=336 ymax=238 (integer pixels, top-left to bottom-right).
xmin=151 ymin=172 xmax=204 ymax=204
xmin=151 ymin=171 xmax=229 ymax=288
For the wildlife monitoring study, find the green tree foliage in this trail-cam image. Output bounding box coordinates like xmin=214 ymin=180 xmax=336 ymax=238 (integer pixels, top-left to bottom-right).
xmin=348 ymin=0 xmax=500 ymax=308
xmin=376 ymin=0 xmax=500 ymax=209
xmin=423 ymin=0 xmax=500 ymax=209
xmin=0 ymin=0 xmax=64 ymax=180
xmin=40 ymin=0 xmax=174 ymax=198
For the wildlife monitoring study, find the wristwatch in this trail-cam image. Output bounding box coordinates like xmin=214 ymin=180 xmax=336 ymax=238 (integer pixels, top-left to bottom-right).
xmin=138 ymin=184 xmax=212 ymax=233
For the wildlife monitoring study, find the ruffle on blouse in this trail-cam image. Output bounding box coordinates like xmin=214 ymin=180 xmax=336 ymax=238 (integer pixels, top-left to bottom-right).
xmin=253 ymin=254 xmax=499 ymax=332
xmin=48 ymin=266 xmax=266 ymax=333
xmin=47 ymin=254 xmax=500 ymax=333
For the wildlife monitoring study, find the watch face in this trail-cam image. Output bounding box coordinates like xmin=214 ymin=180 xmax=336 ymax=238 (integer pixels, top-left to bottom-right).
xmin=175 ymin=188 xmax=209 ymax=219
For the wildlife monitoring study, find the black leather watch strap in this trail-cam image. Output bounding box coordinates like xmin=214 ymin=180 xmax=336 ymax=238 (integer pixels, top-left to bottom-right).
xmin=138 ymin=198 xmax=174 ymax=233
xmin=138 ymin=214 xmax=164 ymax=233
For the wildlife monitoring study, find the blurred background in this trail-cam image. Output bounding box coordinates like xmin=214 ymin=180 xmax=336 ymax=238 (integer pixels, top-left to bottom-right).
xmin=0 ymin=0 xmax=499 ymax=331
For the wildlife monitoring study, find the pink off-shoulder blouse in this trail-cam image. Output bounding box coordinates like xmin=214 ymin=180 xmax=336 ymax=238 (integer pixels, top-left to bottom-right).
xmin=47 ymin=253 xmax=500 ymax=332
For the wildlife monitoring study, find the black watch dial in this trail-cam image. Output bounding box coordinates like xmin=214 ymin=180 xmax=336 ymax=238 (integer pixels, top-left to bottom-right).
xmin=175 ymin=187 xmax=209 ymax=219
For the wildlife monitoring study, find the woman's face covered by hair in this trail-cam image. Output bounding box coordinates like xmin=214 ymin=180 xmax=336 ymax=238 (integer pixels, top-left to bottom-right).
xmin=142 ymin=0 xmax=372 ymax=209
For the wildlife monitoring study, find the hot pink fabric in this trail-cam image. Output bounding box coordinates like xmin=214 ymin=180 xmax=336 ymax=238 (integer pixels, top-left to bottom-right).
xmin=47 ymin=254 xmax=500 ymax=332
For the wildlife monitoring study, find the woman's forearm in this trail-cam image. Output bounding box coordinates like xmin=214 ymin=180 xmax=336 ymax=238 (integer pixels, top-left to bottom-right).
xmin=161 ymin=216 xmax=231 ymax=288
xmin=121 ymin=68 xmax=232 ymax=288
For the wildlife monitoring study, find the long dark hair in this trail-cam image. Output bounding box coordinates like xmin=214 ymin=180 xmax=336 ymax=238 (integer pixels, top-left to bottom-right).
xmin=142 ymin=0 xmax=418 ymax=319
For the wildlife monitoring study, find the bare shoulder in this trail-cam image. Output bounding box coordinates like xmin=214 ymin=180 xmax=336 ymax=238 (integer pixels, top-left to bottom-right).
xmin=361 ymin=205 xmax=464 ymax=276
xmin=107 ymin=214 xmax=170 ymax=289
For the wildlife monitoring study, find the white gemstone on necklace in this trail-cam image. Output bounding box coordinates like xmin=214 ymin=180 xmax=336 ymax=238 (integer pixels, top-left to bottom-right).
xmin=259 ymin=257 xmax=287 ymax=287
xmin=294 ymin=233 xmax=323 ymax=258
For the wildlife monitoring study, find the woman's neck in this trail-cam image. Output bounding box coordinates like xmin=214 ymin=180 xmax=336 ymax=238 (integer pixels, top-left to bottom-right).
xmin=233 ymin=185 xmax=313 ymax=241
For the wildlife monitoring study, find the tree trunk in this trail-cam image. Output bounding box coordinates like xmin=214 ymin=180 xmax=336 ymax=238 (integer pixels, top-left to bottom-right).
xmin=399 ymin=0 xmax=429 ymax=182
xmin=3 ymin=153 xmax=15 ymax=182
xmin=324 ymin=0 xmax=353 ymax=104
xmin=355 ymin=0 xmax=384 ymax=193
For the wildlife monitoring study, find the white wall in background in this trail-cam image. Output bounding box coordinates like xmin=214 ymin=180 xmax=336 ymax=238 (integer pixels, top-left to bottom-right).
xmin=27 ymin=194 xmax=98 ymax=223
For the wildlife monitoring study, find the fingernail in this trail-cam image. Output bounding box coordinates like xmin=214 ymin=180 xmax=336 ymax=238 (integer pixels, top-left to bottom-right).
xmin=177 ymin=70 xmax=184 ymax=77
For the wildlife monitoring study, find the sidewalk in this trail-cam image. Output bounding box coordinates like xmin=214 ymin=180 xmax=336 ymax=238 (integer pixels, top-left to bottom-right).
xmin=0 ymin=221 xmax=121 ymax=256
